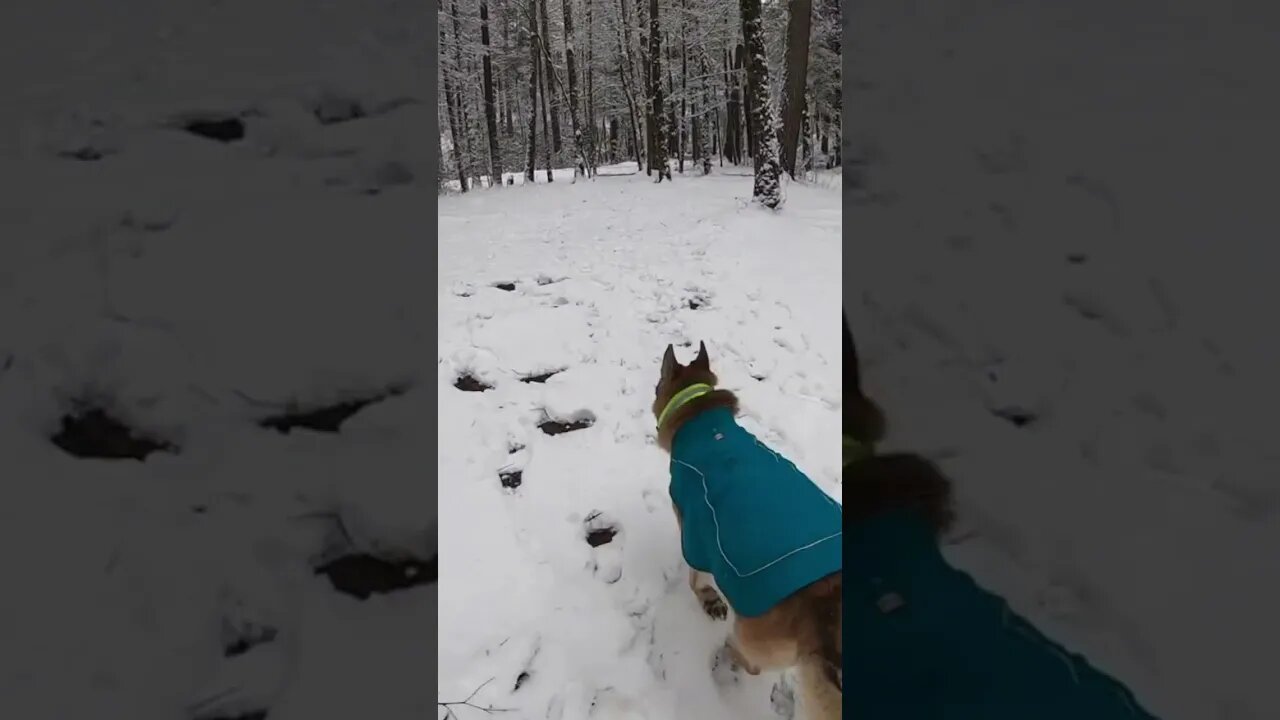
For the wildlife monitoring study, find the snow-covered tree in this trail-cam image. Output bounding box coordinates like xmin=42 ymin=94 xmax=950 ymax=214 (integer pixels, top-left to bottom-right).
xmin=436 ymin=0 xmax=838 ymax=198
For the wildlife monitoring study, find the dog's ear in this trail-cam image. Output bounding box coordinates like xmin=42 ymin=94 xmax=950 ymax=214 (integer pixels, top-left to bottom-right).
xmin=691 ymin=341 xmax=710 ymax=371
xmin=661 ymin=344 xmax=678 ymax=376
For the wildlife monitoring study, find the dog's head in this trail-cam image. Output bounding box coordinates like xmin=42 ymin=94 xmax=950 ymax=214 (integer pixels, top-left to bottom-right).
xmin=652 ymin=341 xmax=718 ymax=423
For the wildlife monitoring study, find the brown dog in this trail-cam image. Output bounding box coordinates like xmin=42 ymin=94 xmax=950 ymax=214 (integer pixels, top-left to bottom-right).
xmin=654 ymin=342 xmax=842 ymax=720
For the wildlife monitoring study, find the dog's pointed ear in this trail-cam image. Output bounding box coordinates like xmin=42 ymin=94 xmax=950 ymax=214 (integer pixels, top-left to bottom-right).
xmin=661 ymin=344 xmax=678 ymax=375
xmin=691 ymin=341 xmax=710 ymax=371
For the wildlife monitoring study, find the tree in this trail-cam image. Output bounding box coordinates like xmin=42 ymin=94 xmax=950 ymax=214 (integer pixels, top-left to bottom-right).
xmin=437 ymin=0 xmax=834 ymax=198
xmin=739 ymin=0 xmax=782 ymax=207
xmin=647 ymin=0 xmax=671 ymax=181
xmin=561 ymin=0 xmax=589 ymax=177
xmin=480 ymin=0 xmax=503 ymax=187
xmin=525 ymin=0 xmax=540 ymax=182
xmin=537 ymin=0 xmax=563 ymax=156
xmin=779 ymin=0 xmax=812 ymax=178
xmin=614 ymin=0 xmax=644 ymax=170
xmin=441 ymin=0 xmax=468 ymax=191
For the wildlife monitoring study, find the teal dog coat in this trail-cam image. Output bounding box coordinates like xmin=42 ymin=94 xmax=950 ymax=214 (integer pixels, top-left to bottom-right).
xmin=668 ymin=407 xmax=843 ymax=617
xmin=843 ymin=508 xmax=1157 ymax=718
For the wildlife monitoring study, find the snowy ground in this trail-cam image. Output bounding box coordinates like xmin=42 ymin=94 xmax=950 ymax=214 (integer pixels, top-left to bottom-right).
xmin=0 ymin=1 xmax=434 ymax=719
xmin=437 ymin=168 xmax=842 ymax=720
xmin=849 ymin=2 xmax=1280 ymax=718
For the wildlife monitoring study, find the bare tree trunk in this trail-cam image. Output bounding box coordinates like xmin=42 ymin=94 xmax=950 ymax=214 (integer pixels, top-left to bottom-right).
xmin=539 ymin=28 xmax=554 ymax=182
xmin=480 ymin=0 xmax=503 ymax=187
xmin=735 ymin=43 xmax=756 ymax=165
xmin=698 ymin=51 xmax=712 ymax=174
xmin=525 ymin=0 xmax=540 ymax=182
xmin=450 ymin=0 xmax=475 ymax=182
xmin=679 ymin=0 xmax=688 ymax=174
xmin=648 ymin=0 xmax=671 ymax=181
xmin=584 ymin=0 xmax=598 ymax=175
xmin=636 ymin=0 xmax=653 ymax=174
xmin=723 ymin=48 xmax=736 ymax=164
xmin=666 ymin=38 xmax=678 ymax=158
xmin=502 ymin=16 xmax=515 ymax=138
xmin=440 ymin=0 xmax=468 ymax=191
xmin=561 ymin=0 xmax=588 ymax=179
xmin=739 ymin=0 xmax=782 ymax=207
xmin=779 ymin=0 xmax=812 ymax=178
xmin=616 ymin=0 xmax=644 ymax=171
xmin=537 ymin=0 xmax=563 ymax=156
xmin=616 ymin=43 xmax=644 ymax=170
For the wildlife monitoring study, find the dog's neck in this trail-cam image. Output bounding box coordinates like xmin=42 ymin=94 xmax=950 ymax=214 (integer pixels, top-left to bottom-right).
xmin=656 ymin=382 xmax=739 ymax=453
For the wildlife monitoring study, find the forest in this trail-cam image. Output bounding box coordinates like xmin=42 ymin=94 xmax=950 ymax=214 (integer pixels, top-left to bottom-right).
xmin=437 ymin=0 xmax=841 ymax=208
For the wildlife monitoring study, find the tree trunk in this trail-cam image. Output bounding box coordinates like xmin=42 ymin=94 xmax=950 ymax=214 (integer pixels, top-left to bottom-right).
xmin=537 ymin=0 xmax=562 ymax=156
xmin=616 ymin=46 xmax=644 ymax=171
xmin=538 ymin=24 xmax=554 ymax=182
xmin=585 ymin=0 xmax=598 ymax=175
xmin=561 ymin=0 xmax=588 ymax=179
xmin=480 ymin=0 xmax=503 ymax=187
xmin=450 ymin=0 xmax=475 ymax=182
xmin=666 ymin=37 xmax=678 ymax=158
xmin=735 ymin=43 xmax=756 ymax=165
xmin=502 ymin=15 xmax=515 ymax=138
xmin=637 ymin=0 xmax=653 ymax=174
xmin=525 ymin=0 xmax=540 ymax=182
xmin=723 ymin=48 xmax=737 ymax=164
xmin=616 ymin=0 xmax=644 ymax=172
xmin=648 ymin=0 xmax=670 ymax=181
xmin=440 ymin=0 xmax=468 ymax=191
xmin=779 ymin=0 xmax=812 ymax=178
xmin=739 ymin=0 xmax=782 ymax=208
xmin=679 ymin=3 xmax=688 ymax=174
xmin=698 ymin=51 xmax=712 ymax=174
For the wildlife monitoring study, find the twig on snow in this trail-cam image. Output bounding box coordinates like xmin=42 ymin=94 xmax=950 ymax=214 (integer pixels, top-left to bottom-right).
xmin=438 ymin=678 xmax=513 ymax=719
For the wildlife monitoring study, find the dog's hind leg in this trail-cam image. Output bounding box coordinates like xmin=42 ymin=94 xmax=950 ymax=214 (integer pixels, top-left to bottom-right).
xmin=795 ymin=656 xmax=842 ymax=720
xmin=730 ymin=613 xmax=800 ymax=676
xmin=689 ymin=569 xmax=728 ymax=620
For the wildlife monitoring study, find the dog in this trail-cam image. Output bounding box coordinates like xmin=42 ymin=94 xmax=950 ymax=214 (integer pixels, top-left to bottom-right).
xmin=653 ymin=342 xmax=842 ymax=720
xmin=838 ymin=312 xmax=1158 ymax=718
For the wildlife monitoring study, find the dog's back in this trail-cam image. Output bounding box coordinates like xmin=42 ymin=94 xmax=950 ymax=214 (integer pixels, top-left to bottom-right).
xmin=668 ymin=406 xmax=843 ymax=619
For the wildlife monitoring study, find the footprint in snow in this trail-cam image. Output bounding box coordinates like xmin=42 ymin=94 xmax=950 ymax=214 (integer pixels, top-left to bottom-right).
xmin=710 ymin=642 xmax=746 ymax=689
xmin=771 ymin=676 xmax=796 ymax=719
xmin=583 ymin=510 xmax=622 ymax=584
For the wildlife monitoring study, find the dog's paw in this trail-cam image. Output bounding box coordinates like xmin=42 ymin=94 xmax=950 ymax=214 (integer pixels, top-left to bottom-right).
xmin=699 ymin=591 xmax=729 ymax=621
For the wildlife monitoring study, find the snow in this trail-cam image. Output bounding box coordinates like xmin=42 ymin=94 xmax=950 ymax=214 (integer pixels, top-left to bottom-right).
xmin=437 ymin=168 xmax=842 ymax=719
xmin=4 ymin=0 xmax=1276 ymax=716
xmin=849 ymin=2 xmax=1280 ymax=718
xmin=0 ymin=1 xmax=433 ymax=719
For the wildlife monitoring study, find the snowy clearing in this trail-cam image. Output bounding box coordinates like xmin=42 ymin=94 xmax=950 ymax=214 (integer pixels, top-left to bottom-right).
xmin=437 ymin=168 xmax=842 ymax=720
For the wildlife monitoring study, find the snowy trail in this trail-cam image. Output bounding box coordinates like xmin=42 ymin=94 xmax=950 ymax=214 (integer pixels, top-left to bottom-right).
xmin=437 ymin=169 xmax=842 ymax=720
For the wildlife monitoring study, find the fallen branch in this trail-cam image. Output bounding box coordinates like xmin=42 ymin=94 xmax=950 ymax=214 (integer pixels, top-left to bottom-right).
xmin=438 ymin=678 xmax=513 ymax=719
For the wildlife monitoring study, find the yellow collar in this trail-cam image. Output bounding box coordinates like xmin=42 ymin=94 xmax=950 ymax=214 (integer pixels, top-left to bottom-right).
xmin=657 ymin=383 xmax=714 ymax=432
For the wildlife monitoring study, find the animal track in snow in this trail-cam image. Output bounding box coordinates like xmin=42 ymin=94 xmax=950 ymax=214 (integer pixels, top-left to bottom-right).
xmin=583 ymin=511 xmax=622 ymax=584
xmin=51 ymin=405 xmax=176 ymax=461
xmin=454 ymin=373 xmax=493 ymax=392
xmin=538 ymin=410 xmax=595 ymax=435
